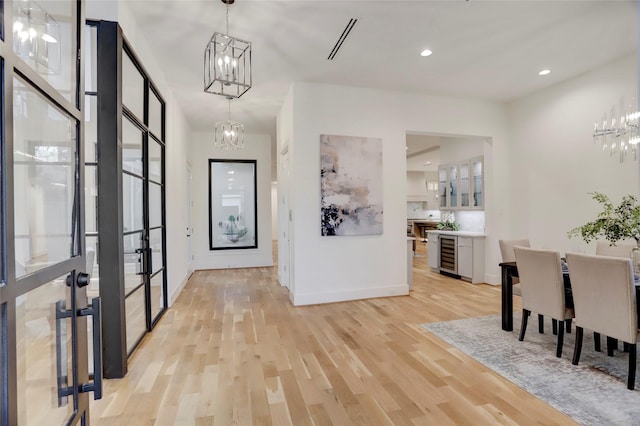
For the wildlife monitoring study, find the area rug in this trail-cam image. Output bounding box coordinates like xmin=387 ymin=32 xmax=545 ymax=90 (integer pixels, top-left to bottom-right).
xmin=422 ymin=315 xmax=640 ymax=425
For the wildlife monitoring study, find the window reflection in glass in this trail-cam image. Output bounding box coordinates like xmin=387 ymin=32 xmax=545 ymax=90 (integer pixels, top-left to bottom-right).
xmin=85 ymin=95 xmax=97 ymax=162
xmin=148 ymin=138 xmax=162 ymax=183
xmin=150 ymin=271 xmax=164 ymax=323
xmin=149 ymin=228 xmax=163 ymax=274
xmin=125 ymin=286 xmax=146 ymax=353
xmin=12 ymin=0 xmax=76 ymax=102
xmin=86 ymin=235 xmax=99 ymax=297
xmin=85 ymin=25 xmax=97 ymax=92
xmin=85 ymin=165 xmax=97 ymax=233
xmin=122 ymin=52 xmax=144 ymax=121
xmin=149 ymin=183 xmax=162 ymax=229
xmin=123 ymin=116 xmax=143 ymax=175
xmin=123 ymin=174 xmax=143 ymax=233
xmin=123 ymin=233 xmax=142 ymax=292
xmin=16 ymin=275 xmax=74 ymax=425
xmin=148 ymin=90 xmax=162 ymax=137
xmin=13 ymin=78 xmax=77 ymax=277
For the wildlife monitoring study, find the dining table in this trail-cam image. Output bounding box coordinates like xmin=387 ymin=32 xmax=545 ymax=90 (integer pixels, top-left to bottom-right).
xmin=499 ymin=261 xmax=640 ymax=332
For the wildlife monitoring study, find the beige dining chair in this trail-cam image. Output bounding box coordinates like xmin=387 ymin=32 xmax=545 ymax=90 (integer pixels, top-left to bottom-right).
xmin=565 ymin=252 xmax=639 ymax=390
xmin=513 ymin=246 xmax=574 ymax=357
xmin=595 ymin=240 xmax=636 ymax=258
xmin=500 ymin=239 xmax=546 ymax=333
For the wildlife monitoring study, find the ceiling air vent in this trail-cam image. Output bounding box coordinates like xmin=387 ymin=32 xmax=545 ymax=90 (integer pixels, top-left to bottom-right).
xmin=327 ymin=18 xmax=358 ymax=60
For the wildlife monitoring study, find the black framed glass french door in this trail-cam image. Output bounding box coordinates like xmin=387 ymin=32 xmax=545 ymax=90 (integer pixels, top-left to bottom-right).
xmin=87 ymin=20 xmax=167 ymax=377
xmin=1 ymin=0 xmax=102 ymax=425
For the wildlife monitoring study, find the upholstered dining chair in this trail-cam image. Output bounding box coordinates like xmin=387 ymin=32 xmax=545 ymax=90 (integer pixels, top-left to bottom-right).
xmin=565 ymin=252 xmax=640 ymax=390
xmin=513 ymin=246 xmax=574 ymax=357
xmin=595 ymin=240 xmax=636 ymax=258
xmin=500 ymin=239 xmax=547 ymax=332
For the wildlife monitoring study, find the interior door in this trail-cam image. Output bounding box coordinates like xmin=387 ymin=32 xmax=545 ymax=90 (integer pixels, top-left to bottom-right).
xmin=1 ymin=1 xmax=102 ymax=422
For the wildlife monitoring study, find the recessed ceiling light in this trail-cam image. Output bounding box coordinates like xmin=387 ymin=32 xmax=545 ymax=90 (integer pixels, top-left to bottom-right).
xmin=538 ymin=69 xmax=551 ymax=76
xmin=420 ymin=49 xmax=433 ymax=57
xmin=425 ymin=161 xmax=431 ymax=165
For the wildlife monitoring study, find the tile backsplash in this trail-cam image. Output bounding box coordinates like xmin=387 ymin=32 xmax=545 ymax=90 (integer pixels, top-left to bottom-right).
xmin=453 ymin=210 xmax=485 ymax=232
xmin=407 ymin=202 xmax=441 ymax=220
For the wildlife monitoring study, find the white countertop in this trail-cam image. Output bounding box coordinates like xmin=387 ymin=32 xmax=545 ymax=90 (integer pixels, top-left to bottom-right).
xmin=426 ymin=230 xmax=486 ymax=237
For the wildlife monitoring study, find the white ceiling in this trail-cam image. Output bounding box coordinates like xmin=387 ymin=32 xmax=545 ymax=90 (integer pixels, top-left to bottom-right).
xmin=125 ymin=0 xmax=637 ymax=154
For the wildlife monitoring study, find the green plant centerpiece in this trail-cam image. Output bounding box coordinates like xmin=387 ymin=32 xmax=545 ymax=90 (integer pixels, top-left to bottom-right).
xmin=437 ymin=211 xmax=460 ymax=231
xmin=567 ymin=192 xmax=640 ymax=245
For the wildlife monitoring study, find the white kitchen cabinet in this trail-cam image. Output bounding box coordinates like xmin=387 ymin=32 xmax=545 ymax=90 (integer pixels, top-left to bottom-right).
xmin=427 ymin=233 xmax=439 ymax=270
xmin=457 ymin=237 xmax=473 ymax=279
xmin=428 ymin=231 xmax=485 ymax=283
xmin=437 ymin=157 xmax=484 ymax=210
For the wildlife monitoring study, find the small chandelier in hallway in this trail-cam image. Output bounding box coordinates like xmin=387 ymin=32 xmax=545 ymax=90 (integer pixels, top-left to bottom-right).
xmin=214 ymin=98 xmax=244 ymax=150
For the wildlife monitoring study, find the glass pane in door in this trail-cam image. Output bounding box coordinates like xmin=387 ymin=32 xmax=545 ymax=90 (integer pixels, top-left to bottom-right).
xmin=122 ymin=52 xmax=144 ymax=122
xmin=148 ymin=91 xmax=162 ymax=138
xmin=125 ymin=286 xmax=146 ymax=353
xmin=150 ymin=271 xmax=163 ymax=323
xmin=13 ymin=78 xmax=77 ymax=278
xmin=149 ymin=182 xmax=162 ymax=228
xmin=123 ymin=117 xmax=143 ymax=175
xmin=123 ymin=174 xmax=143 ymax=233
xmin=16 ymin=274 xmax=74 ymax=425
xmin=149 ymin=228 xmax=163 ymax=274
xmin=123 ymin=233 xmax=143 ymax=292
xmin=148 ymin=138 xmax=162 ymax=183
xmin=12 ymin=0 xmax=76 ymax=102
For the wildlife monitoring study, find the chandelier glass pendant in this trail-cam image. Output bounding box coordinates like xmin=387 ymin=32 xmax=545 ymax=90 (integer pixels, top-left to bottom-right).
xmin=593 ymin=96 xmax=640 ymax=163
xmin=204 ymin=0 xmax=252 ymax=99
xmin=215 ymin=99 xmax=244 ymax=150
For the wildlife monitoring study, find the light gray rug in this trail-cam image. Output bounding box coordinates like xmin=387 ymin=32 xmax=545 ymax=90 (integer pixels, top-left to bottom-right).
xmin=422 ymin=315 xmax=640 ymax=425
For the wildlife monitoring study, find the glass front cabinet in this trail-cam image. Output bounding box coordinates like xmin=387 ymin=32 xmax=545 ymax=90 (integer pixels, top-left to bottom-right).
xmin=438 ymin=156 xmax=484 ymax=210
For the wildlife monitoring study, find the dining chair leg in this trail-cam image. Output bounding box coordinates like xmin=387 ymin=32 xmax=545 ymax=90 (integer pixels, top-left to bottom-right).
xmin=607 ymin=337 xmax=617 ymax=356
xmin=572 ymin=326 xmax=584 ymax=365
xmin=607 ymin=336 xmax=618 ymax=356
xmin=565 ymin=318 xmax=572 ymax=333
xmin=552 ymin=319 xmax=558 ymax=335
xmin=538 ymin=314 xmax=544 ymax=334
xmin=594 ymin=332 xmax=601 ymax=352
xmin=519 ymin=309 xmax=530 ymax=341
xmin=627 ymin=344 xmax=636 ymax=391
xmin=556 ymin=321 xmax=565 ymax=358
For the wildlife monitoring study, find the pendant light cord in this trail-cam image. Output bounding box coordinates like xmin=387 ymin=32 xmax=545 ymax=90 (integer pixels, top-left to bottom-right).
xmin=226 ymin=4 xmax=230 ymax=35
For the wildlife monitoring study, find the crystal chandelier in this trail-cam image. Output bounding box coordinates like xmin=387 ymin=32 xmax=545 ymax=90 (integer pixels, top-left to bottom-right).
xmin=204 ymin=0 xmax=252 ymax=99
xmin=214 ymin=99 xmax=244 ymax=150
xmin=593 ymin=97 xmax=640 ymax=163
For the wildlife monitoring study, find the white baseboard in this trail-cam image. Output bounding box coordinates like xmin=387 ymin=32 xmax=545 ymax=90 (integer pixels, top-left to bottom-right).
xmin=169 ymin=271 xmax=192 ymax=306
xmin=291 ymin=285 xmax=409 ymax=306
xmin=484 ymin=273 xmax=500 ymax=285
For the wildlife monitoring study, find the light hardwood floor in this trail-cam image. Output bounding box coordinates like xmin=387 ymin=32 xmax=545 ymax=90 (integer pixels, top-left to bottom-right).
xmin=90 ymin=242 xmax=576 ymax=425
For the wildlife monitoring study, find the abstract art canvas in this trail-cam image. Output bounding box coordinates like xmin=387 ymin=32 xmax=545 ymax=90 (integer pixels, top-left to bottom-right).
xmin=320 ymin=134 xmax=383 ymax=236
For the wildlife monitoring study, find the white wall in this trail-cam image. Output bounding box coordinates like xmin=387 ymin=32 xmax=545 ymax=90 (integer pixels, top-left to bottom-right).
xmin=87 ymin=1 xmax=193 ymax=305
xmin=271 ymin=182 xmax=278 ymax=240
xmin=190 ymin=133 xmax=273 ymax=270
xmin=508 ymin=53 xmax=639 ymax=256
xmin=283 ymin=82 xmax=509 ymax=305
xmin=439 ymin=137 xmax=484 ymax=164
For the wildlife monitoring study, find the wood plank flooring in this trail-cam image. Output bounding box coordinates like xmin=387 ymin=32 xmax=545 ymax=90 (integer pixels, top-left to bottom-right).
xmin=90 ymin=242 xmax=576 ymax=425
